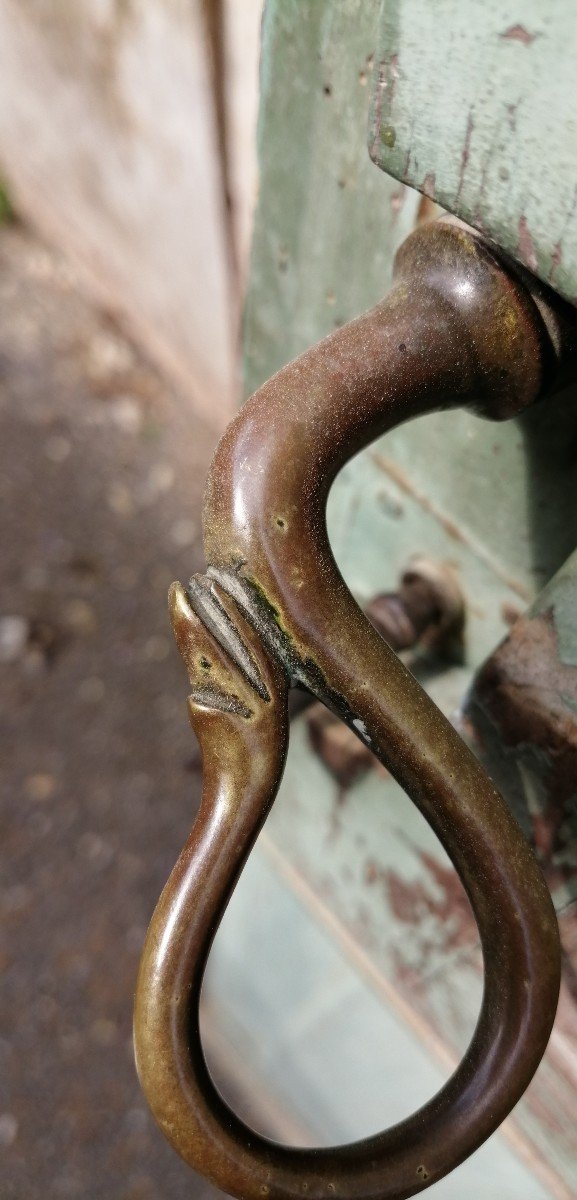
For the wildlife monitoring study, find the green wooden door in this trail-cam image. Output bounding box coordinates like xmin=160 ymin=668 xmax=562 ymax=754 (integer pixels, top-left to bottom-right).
xmin=207 ymin=4 xmax=577 ymax=1195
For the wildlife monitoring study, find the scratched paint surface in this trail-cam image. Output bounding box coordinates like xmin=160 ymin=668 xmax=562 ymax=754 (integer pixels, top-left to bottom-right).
xmin=226 ymin=0 xmax=577 ymax=1192
xmin=369 ymin=0 xmax=577 ymax=304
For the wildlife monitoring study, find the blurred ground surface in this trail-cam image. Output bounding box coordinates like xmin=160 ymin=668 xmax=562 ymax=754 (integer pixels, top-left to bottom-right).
xmin=0 ymin=222 xmax=226 ymax=1199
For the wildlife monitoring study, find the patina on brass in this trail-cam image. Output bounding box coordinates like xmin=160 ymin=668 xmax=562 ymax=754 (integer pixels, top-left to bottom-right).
xmin=134 ymin=219 xmax=576 ymax=1198
xmin=307 ymin=557 xmax=466 ymax=786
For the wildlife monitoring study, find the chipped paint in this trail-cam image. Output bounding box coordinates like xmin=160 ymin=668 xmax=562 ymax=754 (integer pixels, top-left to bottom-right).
xmin=370 ymin=0 xmax=577 ymax=303
xmin=367 ymin=848 xmax=476 ymax=957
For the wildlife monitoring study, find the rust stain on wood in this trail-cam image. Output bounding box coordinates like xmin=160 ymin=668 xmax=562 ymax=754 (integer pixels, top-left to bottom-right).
xmin=364 ymin=848 xmax=477 ymax=959
xmin=500 ymin=24 xmax=539 ymax=46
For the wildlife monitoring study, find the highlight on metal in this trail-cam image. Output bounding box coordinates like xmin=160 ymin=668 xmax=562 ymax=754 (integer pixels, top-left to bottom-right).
xmin=134 ymin=219 xmax=576 ymax=1199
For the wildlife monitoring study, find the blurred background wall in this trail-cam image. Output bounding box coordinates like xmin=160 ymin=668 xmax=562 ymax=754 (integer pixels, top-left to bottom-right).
xmin=0 ymin=0 xmax=262 ymax=426
xmin=0 ymin=4 xmax=262 ymax=1198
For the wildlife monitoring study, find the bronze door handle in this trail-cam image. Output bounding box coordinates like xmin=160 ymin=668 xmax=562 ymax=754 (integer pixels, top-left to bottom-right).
xmin=134 ymin=219 xmax=573 ymax=1199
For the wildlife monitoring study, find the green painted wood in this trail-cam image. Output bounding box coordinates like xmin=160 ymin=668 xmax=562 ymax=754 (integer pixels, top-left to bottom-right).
xmin=244 ymin=0 xmax=420 ymax=398
xmin=246 ymin=3 xmax=577 ymax=616
xmin=230 ymin=2 xmax=577 ymax=1191
xmin=369 ymin=0 xmax=577 ymax=303
xmin=242 ymin=0 xmax=577 ymax=911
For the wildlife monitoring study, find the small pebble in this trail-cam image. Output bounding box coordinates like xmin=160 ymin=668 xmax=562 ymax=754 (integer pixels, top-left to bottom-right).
xmin=0 ymin=615 xmax=28 ymax=662
xmin=110 ymin=394 xmax=142 ymax=434
xmin=63 ymin=598 xmax=96 ymax=635
xmin=0 ymin=1113 xmax=18 ymax=1148
xmin=25 ymin=772 xmax=56 ymax=802
xmin=77 ymin=832 xmax=114 ymax=868
xmin=107 ymin=482 xmax=134 ymax=516
xmin=87 ymin=331 xmax=134 ymax=378
xmin=44 ymin=434 xmax=71 ymax=463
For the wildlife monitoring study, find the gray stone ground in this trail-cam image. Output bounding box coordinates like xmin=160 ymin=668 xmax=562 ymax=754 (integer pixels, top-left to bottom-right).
xmin=0 ymin=221 xmax=223 ymax=1199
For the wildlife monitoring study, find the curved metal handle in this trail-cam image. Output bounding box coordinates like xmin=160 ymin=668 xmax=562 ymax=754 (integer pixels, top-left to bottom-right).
xmin=134 ymin=220 xmax=570 ymax=1198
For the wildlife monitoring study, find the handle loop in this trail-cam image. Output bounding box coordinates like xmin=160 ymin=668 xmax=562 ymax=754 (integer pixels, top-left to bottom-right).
xmin=134 ymin=221 xmax=567 ymax=1199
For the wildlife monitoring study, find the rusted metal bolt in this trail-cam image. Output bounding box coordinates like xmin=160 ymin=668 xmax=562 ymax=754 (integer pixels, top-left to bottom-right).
xmin=366 ymin=555 xmax=465 ymax=656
